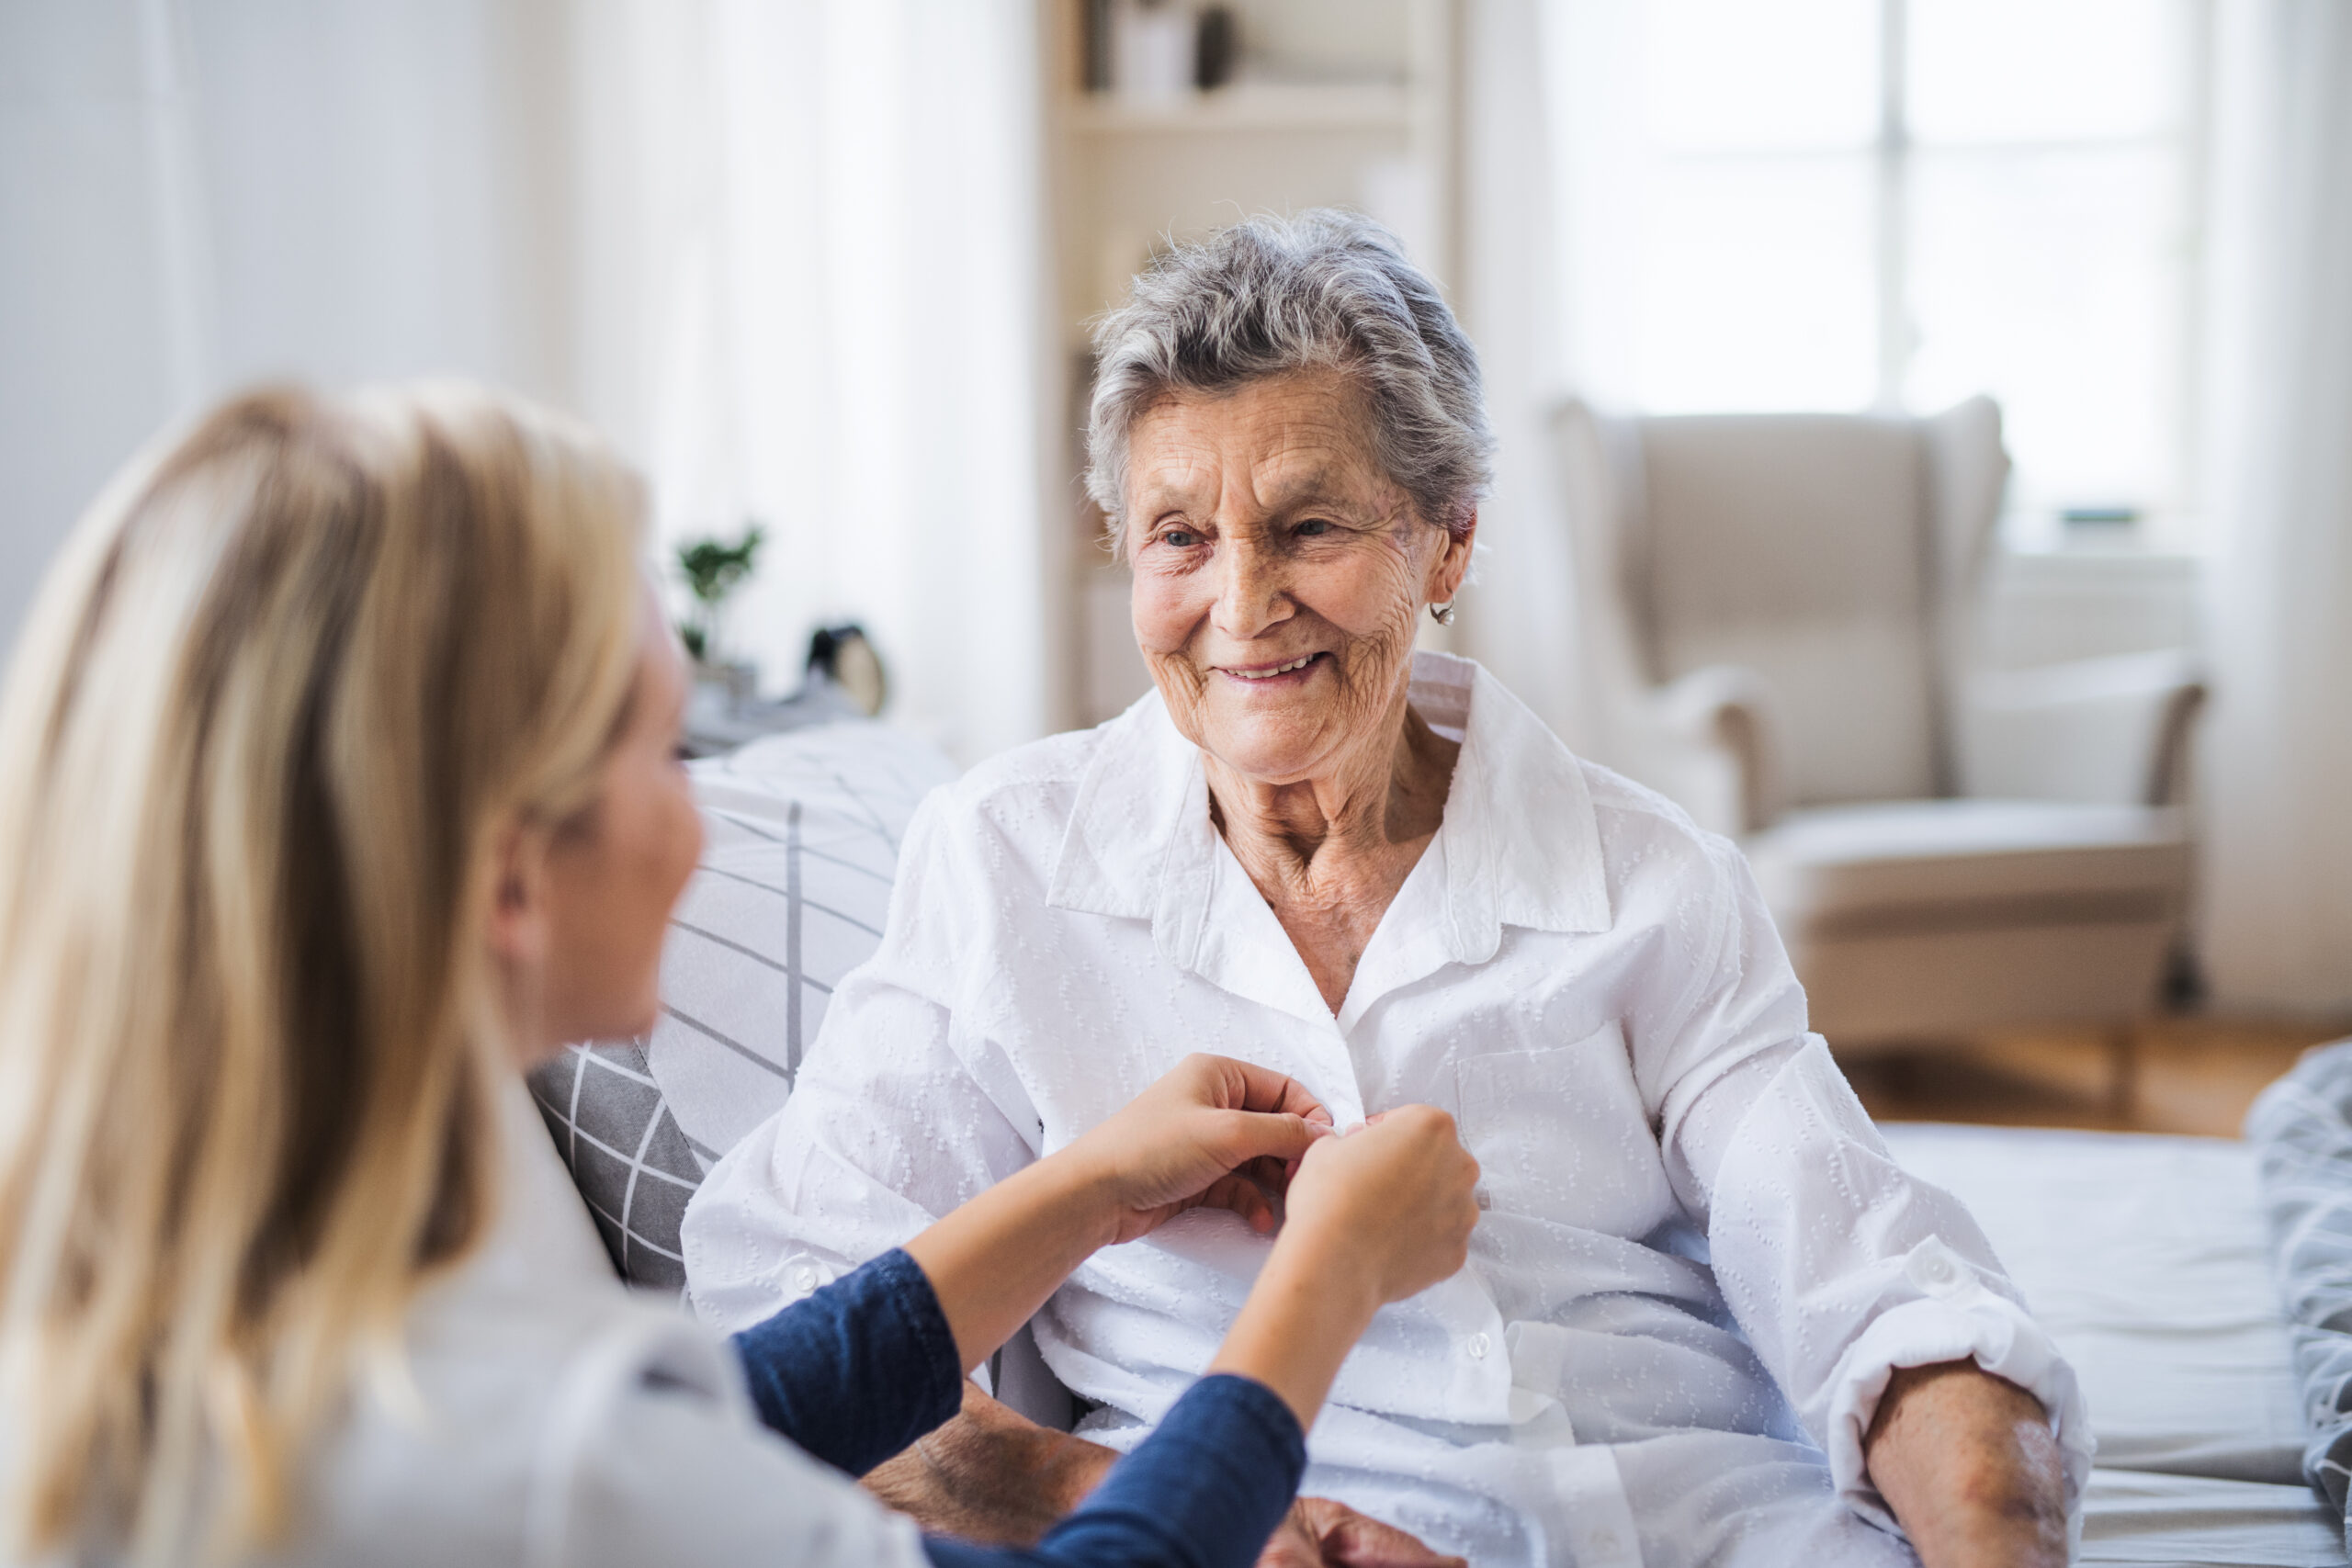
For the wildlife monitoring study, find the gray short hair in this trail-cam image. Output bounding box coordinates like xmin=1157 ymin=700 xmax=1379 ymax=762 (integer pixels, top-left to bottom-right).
xmin=1085 ymin=210 xmax=1494 ymax=551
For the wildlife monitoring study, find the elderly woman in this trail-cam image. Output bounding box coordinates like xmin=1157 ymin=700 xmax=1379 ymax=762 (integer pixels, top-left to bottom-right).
xmin=684 ymin=212 xmax=2088 ymax=1568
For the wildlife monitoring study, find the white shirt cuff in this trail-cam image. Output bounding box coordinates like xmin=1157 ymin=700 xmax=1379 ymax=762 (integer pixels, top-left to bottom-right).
xmin=1825 ymin=1237 xmax=2093 ymax=1551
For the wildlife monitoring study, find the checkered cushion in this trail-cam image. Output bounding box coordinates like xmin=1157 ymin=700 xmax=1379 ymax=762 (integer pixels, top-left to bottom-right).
xmin=528 ymin=720 xmax=956 ymax=1291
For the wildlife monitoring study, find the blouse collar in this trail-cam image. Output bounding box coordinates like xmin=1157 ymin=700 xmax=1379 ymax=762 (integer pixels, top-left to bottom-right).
xmin=1046 ymin=653 xmax=1613 ymax=989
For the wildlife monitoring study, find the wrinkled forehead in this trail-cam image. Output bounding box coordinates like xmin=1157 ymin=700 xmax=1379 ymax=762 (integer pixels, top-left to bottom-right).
xmin=1123 ymin=370 xmax=1400 ymax=518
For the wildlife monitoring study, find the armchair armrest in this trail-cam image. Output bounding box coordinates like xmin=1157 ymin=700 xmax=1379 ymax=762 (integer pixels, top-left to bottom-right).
xmin=1631 ymin=664 xmax=1787 ymax=835
xmin=1958 ymin=649 xmax=2208 ymax=807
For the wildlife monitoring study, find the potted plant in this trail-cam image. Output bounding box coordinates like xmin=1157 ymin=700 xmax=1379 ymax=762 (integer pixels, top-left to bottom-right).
xmin=676 ymin=522 xmax=764 ymax=705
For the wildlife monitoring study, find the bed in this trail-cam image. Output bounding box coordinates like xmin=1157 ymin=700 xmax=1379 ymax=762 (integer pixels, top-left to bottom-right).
xmin=1882 ymin=1122 xmax=2341 ymax=1567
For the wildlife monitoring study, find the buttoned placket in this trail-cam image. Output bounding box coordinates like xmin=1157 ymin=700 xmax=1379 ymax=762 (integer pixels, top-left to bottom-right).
xmin=1180 ymin=816 xmax=1365 ymax=1125
xmin=1047 ymin=654 xmax=1616 ymax=1427
xmin=1173 ymin=772 xmax=1484 ymax=1127
xmin=1170 ymin=797 xmax=1535 ymax=1417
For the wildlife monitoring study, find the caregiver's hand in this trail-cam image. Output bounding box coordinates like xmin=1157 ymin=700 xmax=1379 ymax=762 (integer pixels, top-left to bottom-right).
xmin=1283 ymin=1110 xmax=1482 ymax=1304
xmin=904 ymin=1054 xmax=1333 ymax=1374
xmin=1067 ymin=1052 xmax=1335 ymax=1243
xmin=1208 ymin=1107 xmax=1481 ymax=1427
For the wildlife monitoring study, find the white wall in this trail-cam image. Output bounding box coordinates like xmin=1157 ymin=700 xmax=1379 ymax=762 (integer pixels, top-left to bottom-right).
xmin=0 ymin=0 xmax=571 ymax=660
xmin=2 ymin=2 xmax=197 ymax=647
xmin=1978 ymin=550 xmax=2202 ymax=671
xmin=187 ymin=0 xmax=571 ymax=400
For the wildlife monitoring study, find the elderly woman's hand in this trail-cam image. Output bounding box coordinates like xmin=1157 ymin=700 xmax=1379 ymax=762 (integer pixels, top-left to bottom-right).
xmin=1069 ymin=1053 xmax=1337 ymax=1245
xmin=1864 ymin=1361 xmax=2068 ymax=1568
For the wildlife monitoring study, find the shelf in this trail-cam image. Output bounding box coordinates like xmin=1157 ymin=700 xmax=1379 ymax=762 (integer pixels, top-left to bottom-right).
xmin=1065 ymin=81 xmax=1414 ymax=135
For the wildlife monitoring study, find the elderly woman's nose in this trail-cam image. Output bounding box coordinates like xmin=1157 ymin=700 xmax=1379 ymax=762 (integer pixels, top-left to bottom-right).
xmin=1211 ymin=538 xmax=1293 ymax=637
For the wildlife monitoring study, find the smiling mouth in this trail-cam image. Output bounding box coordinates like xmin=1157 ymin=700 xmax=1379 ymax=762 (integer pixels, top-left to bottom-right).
xmin=1218 ymin=651 xmax=1329 ymax=682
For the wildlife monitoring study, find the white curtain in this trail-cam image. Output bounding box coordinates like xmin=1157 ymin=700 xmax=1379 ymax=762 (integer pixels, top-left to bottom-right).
xmin=2198 ymin=0 xmax=2352 ymax=1012
xmin=570 ymin=0 xmax=1054 ymax=764
xmin=1453 ymin=0 xmax=1609 ymax=755
xmin=4 ymin=1 xmax=1056 ymax=764
xmin=1455 ymin=0 xmax=1703 ymax=790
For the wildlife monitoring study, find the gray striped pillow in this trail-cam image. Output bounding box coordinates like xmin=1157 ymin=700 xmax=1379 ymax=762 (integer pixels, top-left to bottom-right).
xmin=529 ymin=720 xmax=956 ymax=1290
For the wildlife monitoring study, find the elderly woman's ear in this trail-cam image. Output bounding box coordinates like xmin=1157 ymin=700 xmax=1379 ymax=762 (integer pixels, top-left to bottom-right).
xmin=1427 ymin=511 xmax=1475 ymax=615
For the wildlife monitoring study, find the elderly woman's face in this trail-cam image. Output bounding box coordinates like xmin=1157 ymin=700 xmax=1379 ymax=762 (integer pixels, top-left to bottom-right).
xmin=1126 ymin=370 xmax=1469 ymax=784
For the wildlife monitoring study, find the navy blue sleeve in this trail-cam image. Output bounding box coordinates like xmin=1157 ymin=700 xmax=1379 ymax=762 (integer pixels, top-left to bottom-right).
xmin=920 ymin=1374 xmax=1306 ymax=1568
xmin=729 ymin=1247 xmax=964 ymax=1477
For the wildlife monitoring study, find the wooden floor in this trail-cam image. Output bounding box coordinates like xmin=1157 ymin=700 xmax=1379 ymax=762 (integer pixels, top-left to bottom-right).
xmin=1841 ymin=1015 xmax=2352 ymax=1139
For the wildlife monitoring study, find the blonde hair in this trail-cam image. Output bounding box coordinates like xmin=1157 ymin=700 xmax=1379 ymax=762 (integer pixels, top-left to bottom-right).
xmin=0 ymin=383 xmax=646 ymax=1560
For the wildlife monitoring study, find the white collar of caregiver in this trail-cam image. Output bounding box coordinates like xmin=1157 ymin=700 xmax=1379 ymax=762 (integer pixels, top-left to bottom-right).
xmin=1046 ymin=650 xmax=1614 ymax=980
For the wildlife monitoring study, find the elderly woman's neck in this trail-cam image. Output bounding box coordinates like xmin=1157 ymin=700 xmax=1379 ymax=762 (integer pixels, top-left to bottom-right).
xmin=1206 ymin=700 xmax=1459 ymax=887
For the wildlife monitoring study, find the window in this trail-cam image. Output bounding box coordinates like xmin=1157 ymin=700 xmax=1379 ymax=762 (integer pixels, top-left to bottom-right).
xmin=1583 ymin=0 xmax=2206 ymax=544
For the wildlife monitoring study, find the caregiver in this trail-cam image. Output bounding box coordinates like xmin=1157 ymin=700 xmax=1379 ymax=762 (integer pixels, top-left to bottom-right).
xmin=0 ymin=383 xmax=1478 ymax=1568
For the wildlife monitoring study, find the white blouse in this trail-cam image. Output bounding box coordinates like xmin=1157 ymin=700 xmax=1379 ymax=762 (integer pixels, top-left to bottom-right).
xmin=231 ymin=1251 xmax=932 ymax=1568
xmin=7 ymin=1079 xmax=933 ymax=1568
xmin=684 ymin=653 xmax=2092 ymax=1568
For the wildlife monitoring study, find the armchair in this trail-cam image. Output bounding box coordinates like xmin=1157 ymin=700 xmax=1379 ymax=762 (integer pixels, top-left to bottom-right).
xmin=1551 ymin=397 xmax=2205 ymax=1063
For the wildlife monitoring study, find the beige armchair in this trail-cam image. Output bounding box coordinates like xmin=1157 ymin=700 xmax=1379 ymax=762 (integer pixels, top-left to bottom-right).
xmin=1552 ymin=397 xmax=2205 ymax=1064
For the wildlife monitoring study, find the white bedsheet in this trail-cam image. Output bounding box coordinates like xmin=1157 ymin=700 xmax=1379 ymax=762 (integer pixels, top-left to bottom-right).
xmin=1882 ymin=1123 xmax=2304 ymax=1495
xmin=1880 ymin=1123 xmax=2345 ymax=1564
xmin=1879 ymin=1123 xmax=2309 ymax=1485
xmin=2081 ymin=1470 xmax=2345 ymax=1567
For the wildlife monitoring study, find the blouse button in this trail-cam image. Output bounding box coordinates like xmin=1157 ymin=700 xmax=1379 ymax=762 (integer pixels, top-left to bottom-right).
xmin=1905 ymin=1241 xmax=1966 ymax=1296
xmin=791 ymin=1263 xmax=821 ymax=1295
xmin=1465 ymin=1332 xmax=1491 ymax=1360
xmin=1474 ymin=1185 xmax=1494 ymax=1212
xmin=1909 ymin=1250 xmax=1966 ymax=1288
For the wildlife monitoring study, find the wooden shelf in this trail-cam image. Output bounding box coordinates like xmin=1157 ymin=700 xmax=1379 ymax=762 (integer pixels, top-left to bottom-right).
xmin=1064 ymin=82 xmax=1414 ymax=136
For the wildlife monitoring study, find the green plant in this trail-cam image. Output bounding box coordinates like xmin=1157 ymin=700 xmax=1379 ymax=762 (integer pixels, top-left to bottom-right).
xmin=675 ymin=523 xmax=765 ymax=663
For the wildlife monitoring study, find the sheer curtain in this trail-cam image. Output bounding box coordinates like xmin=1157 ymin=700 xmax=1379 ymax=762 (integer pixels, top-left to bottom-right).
xmin=1452 ymin=0 xmax=1699 ymax=773
xmin=569 ymin=0 xmax=1054 ymax=764
xmin=3 ymin=0 xmax=1055 ymax=765
xmin=2198 ymin=0 xmax=2352 ymax=1012
xmin=1453 ymin=0 xmax=1610 ymax=756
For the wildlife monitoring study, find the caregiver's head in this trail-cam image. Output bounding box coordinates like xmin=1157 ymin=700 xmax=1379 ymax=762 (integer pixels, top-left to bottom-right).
xmin=1087 ymin=210 xmax=1492 ymax=785
xmin=0 ymin=383 xmax=694 ymax=1558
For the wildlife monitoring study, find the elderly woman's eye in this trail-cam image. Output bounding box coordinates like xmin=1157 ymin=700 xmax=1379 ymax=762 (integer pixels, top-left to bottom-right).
xmin=1295 ymin=519 xmax=1334 ymax=538
xmin=1161 ymin=528 xmax=1202 ymax=548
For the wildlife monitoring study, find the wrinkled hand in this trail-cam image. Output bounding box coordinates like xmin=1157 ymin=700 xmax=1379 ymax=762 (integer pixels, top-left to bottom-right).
xmin=1067 ymin=1053 xmax=1335 ymax=1245
xmin=1256 ymin=1496 xmax=1467 ymax=1568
